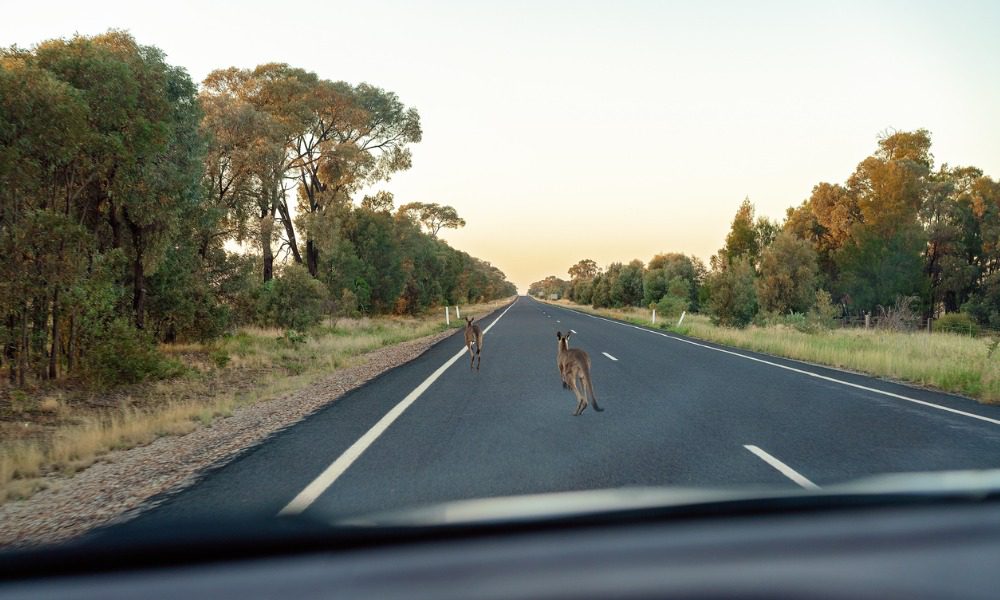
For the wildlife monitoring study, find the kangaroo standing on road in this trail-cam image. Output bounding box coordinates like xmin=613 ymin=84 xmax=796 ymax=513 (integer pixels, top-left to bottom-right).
xmin=465 ymin=316 xmax=483 ymax=371
xmin=556 ymin=331 xmax=603 ymax=416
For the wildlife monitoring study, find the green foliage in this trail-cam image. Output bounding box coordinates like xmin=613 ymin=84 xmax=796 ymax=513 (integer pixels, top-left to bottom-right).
xmin=279 ymin=329 xmax=308 ymax=347
xmin=807 ymin=289 xmax=839 ymax=330
xmin=81 ymin=319 xmax=185 ymax=388
xmin=656 ymin=294 xmax=688 ymax=319
xmin=0 ymin=30 xmax=517 ymax=396
xmin=257 ymin=265 xmax=329 ymax=330
xmin=209 ymin=347 xmax=231 ymax=369
xmin=963 ymin=272 xmax=1000 ymax=329
xmin=146 ymin=243 xmax=232 ymax=342
xmin=933 ymin=313 xmax=980 ymax=337
xmin=707 ymin=258 xmax=758 ymax=328
xmin=756 ymin=231 xmax=819 ymax=314
xmin=610 ymin=260 xmax=644 ymax=307
xmin=835 ymin=224 xmax=928 ymax=314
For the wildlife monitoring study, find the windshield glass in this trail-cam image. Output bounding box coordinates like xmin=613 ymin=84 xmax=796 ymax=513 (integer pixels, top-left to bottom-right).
xmin=2 ymin=0 xmax=1000 ymax=552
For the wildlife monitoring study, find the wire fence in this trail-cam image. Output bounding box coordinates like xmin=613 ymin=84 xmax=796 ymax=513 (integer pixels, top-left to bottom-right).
xmin=833 ymin=315 xmax=1000 ymax=339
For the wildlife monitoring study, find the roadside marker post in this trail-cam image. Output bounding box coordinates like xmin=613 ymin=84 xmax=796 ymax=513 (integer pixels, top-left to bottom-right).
xmin=446 ymin=306 xmax=450 ymax=326
xmin=677 ymin=311 xmax=686 ymax=327
xmin=651 ymin=308 xmax=656 ymax=325
xmin=456 ymin=306 xmax=461 ymax=319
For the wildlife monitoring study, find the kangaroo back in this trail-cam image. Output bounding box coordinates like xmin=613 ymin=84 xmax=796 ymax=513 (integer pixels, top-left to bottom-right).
xmin=556 ymin=331 xmax=603 ymax=415
xmin=465 ymin=316 xmax=483 ymax=371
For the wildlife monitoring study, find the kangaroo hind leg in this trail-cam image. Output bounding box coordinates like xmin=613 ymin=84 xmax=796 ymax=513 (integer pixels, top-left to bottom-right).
xmin=570 ymin=373 xmax=588 ymax=416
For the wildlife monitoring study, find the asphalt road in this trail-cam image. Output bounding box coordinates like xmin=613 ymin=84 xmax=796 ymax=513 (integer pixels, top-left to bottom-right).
xmin=118 ymin=295 xmax=1000 ymax=527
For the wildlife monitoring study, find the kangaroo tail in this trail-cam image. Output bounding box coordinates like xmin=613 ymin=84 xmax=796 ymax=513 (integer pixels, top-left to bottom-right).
xmin=585 ymin=374 xmax=603 ymax=412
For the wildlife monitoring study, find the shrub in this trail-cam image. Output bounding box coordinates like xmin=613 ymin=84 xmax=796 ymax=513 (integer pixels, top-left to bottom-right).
xmin=755 ymin=231 xmax=818 ymax=314
xmin=82 ymin=319 xmax=185 ymax=387
xmin=933 ymin=312 xmax=980 ymax=337
xmin=806 ymin=289 xmax=838 ymax=331
xmin=209 ymin=347 xmax=231 ymax=369
xmin=256 ymin=264 xmax=329 ymax=330
xmin=876 ymin=295 xmax=921 ymax=332
xmin=706 ymin=257 xmax=758 ymax=328
xmin=279 ymin=329 xmax=308 ymax=347
xmin=656 ymin=294 xmax=688 ymax=319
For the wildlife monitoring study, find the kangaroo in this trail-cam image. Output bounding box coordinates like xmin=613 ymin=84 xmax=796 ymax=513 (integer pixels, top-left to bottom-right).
xmin=556 ymin=331 xmax=603 ymax=416
xmin=464 ymin=316 xmax=483 ymax=371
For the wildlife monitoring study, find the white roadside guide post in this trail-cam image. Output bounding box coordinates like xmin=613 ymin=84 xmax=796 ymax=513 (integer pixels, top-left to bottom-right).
xmin=456 ymin=306 xmax=460 ymax=319
xmin=651 ymin=308 xmax=656 ymax=324
xmin=677 ymin=311 xmax=686 ymax=326
xmin=446 ymin=306 xmax=450 ymax=326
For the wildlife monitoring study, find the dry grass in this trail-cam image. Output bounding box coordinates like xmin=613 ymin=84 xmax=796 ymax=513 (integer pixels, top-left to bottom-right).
xmin=0 ymin=297 xmax=514 ymax=504
xmin=544 ymin=299 xmax=1000 ymax=404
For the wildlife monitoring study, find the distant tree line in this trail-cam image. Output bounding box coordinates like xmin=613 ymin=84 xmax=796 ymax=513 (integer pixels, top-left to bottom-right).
xmin=532 ymin=129 xmax=1000 ymax=331
xmin=0 ymin=31 xmax=515 ymax=387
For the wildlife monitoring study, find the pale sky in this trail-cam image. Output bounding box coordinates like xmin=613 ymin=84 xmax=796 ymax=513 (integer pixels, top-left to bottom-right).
xmin=4 ymin=1 xmax=999 ymax=292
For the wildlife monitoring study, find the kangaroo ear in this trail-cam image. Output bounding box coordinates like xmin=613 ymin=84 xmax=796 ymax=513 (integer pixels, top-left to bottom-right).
xmin=556 ymin=331 xmax=562 ymax=339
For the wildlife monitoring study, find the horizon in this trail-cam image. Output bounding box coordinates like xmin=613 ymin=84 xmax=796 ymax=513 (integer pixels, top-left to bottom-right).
xmin=4 ymin=1 xmax=1000 ymax=292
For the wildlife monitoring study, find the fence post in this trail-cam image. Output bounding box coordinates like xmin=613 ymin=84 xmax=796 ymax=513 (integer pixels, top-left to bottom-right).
xmin=651 ymin=308 xmax=656 ymax=325
xmin=677 ymin=311 xmax=686 ymax=327
xmin=865 ymin=313 xmax=870 ymax=330
xmin=927 ymin=317 xmax=932 ymax=334
xmin=445 ymin=306 xmax=450 ymax=326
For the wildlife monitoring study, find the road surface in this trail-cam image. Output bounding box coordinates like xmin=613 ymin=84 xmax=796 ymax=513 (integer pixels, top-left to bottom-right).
xmin=116 ymin=296 xmax=1000 ymax=527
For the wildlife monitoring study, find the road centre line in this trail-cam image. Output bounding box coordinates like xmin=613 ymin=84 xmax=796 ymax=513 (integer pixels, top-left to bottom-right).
xmin=278 ymin=299 xmax=518 ymax=516
xmin=570 ymin=329 xmax=577 ymax=334
xmin=557 ymin=306 xmax=1000 ymax=427
xmin=744 ymin=445 xmax=819 ymax=490
xmin=602 ymin=352 xmax=618 ymax=361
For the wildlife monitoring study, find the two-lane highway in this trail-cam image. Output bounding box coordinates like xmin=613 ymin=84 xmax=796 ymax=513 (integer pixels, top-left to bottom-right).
xmin=117 ymin=296 xmax=1000 ymax=529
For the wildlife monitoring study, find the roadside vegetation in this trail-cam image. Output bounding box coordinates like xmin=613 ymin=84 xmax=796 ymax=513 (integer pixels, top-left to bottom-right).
xmin=0 ymin=298 xmax=511 ymax=503
xmin=545 ymin=299 xmax=1000 ymax=404
xmin=531 ymin=129 xmax=1000 ymax=405
xmin=0 ymin=30 xmax=517 ymax=503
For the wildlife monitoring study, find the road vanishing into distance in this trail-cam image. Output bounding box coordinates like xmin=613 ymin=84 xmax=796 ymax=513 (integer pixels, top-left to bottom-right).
xmin=113 ymin=296 xmax=1000 ymax=529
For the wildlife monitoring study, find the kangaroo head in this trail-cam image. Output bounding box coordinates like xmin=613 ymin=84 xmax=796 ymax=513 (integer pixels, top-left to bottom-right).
xmin=465 ymin=316 xmax=474 ymax=327
xmin=556 ymin=331 xmax=570 ymax=351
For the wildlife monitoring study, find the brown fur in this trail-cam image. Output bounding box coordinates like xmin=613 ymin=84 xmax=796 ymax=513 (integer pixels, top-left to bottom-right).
xmin=465 ymin=316 xmax=483 ymax=371
xmin=556 ymin=331 xmax=603 ymax=416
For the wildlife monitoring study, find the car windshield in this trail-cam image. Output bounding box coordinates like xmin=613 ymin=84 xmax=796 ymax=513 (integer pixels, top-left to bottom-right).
xmin=2 ymin=0 xmax=1000 ymax=554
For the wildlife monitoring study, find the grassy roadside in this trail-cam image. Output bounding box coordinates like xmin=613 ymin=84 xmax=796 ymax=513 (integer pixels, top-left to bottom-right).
xmin=0 ymin=298 xmax=513 ymax=503
xmin=540 ymin=299 xmax=1000 ymax=405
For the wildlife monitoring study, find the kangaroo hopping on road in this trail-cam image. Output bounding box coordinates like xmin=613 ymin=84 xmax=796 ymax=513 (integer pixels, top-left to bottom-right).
xmin=556 ymin=331 xmax=603 ymax=416
xmin=464 ymin=316 xmax=483 ymax=371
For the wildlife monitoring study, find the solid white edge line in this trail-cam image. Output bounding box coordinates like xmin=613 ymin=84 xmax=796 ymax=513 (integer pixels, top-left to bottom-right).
xmin=278 ymin=299 xmax=518 ymax=516
xmin=602 ymin=352 xmax=618 ymax=361
xmin=551 ymin=305 xmax=1000 ymax=427
xmin=744 ymin=445 xmax=819 ymax=490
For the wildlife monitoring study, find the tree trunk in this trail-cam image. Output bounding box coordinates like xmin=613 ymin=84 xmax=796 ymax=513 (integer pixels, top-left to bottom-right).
xmin=126 ymin=216 xmax=147 ymax=330
xmin=18 ymin=309 xmax=27 ymax=387
xmin=275 ymin=200 xmax=303 ymax=264
xmin=306 ymin=239 xmax=319 ymax=277
xmin=4 ymin=315 xmax=15 ymax=384
xmin=49 ymin=289 xmax=59 ymax=379
xmin=261 ymin=210 xmax=275 ymax=283
xmin=66 ymin=313 xmax=75 ymax=374
xmin=133 ymin=253 xmax=146 ymax=329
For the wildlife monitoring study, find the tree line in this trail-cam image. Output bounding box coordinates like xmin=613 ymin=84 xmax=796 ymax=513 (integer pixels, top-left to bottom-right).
xmin=531 ymin=129 xmax=1000 ymax=332
xmin=0 ymin=31 xmax=515 ymax=387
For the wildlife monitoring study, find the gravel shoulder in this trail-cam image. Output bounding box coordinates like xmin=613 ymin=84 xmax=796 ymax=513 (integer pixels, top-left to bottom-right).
xmin=0 ymin=327 xmax=459 ymax=549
